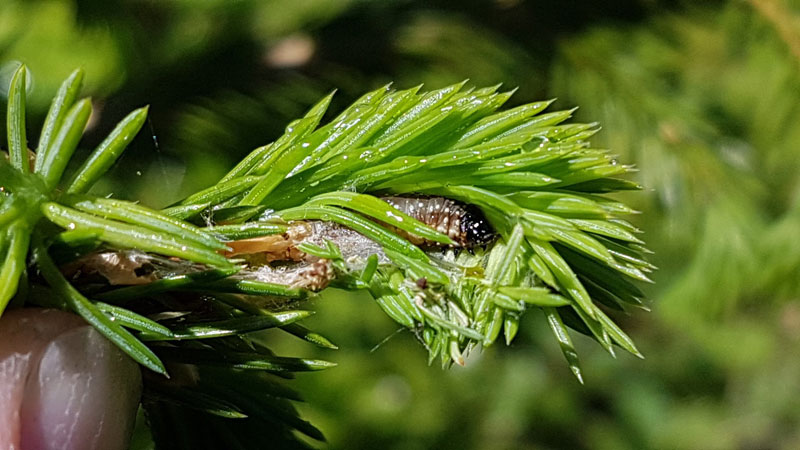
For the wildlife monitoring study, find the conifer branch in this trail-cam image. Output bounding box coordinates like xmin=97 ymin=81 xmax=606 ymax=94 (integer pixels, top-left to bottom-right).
xmin=1 ymin=66 xmax=651 ymax=448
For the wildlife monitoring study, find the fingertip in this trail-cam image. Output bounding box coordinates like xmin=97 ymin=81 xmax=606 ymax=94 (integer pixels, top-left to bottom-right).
xmin=20 ymin=325 xmax=142 ymax=450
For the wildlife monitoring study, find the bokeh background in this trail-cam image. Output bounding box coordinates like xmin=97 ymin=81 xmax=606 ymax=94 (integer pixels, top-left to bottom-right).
xmin=3 ymin=0 xmax=800 ymax=448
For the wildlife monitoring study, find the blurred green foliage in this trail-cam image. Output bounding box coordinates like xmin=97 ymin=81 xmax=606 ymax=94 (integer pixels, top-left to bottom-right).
xmin=3 ymin=0 xmax=800 ymax=448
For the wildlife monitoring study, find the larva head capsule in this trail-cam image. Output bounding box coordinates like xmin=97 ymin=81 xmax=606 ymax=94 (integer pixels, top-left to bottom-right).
xmin=460 ymin=205 xmax=496 ymax=246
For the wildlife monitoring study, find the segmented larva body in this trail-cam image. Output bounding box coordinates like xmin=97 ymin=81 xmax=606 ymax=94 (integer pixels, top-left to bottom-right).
xmin=381 ymin=196 xmax=495 ymax=248
xmin=67 ymin=197 xmax=495 ymax=292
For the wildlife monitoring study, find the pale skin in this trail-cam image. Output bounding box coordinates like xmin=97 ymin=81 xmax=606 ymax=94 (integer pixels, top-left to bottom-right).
xmin=0 ymin=308 xmax=142 ymax=450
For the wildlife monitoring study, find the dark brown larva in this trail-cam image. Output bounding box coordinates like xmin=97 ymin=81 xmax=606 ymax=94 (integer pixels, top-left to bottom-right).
xmin=381 ymin=196 xmax=495 ymax=248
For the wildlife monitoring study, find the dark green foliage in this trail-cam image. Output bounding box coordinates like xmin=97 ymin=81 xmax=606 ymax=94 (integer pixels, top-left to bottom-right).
xmin=0 ymin=65 xmax=335 ymax=447
xmin=3 ymin=63 xmax=648 ymax=447
xmin=5 ymin=1 xmax=798 ymax=449
xmin=176 ymin=81 xmax=650 ymax=375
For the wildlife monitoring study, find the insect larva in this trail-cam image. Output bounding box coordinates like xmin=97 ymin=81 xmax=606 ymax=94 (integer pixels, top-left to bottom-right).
xmin=65 ymin=196 xmax=494 ymax=292
xmin=381 ymin=196 xmax=495 ymax=248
